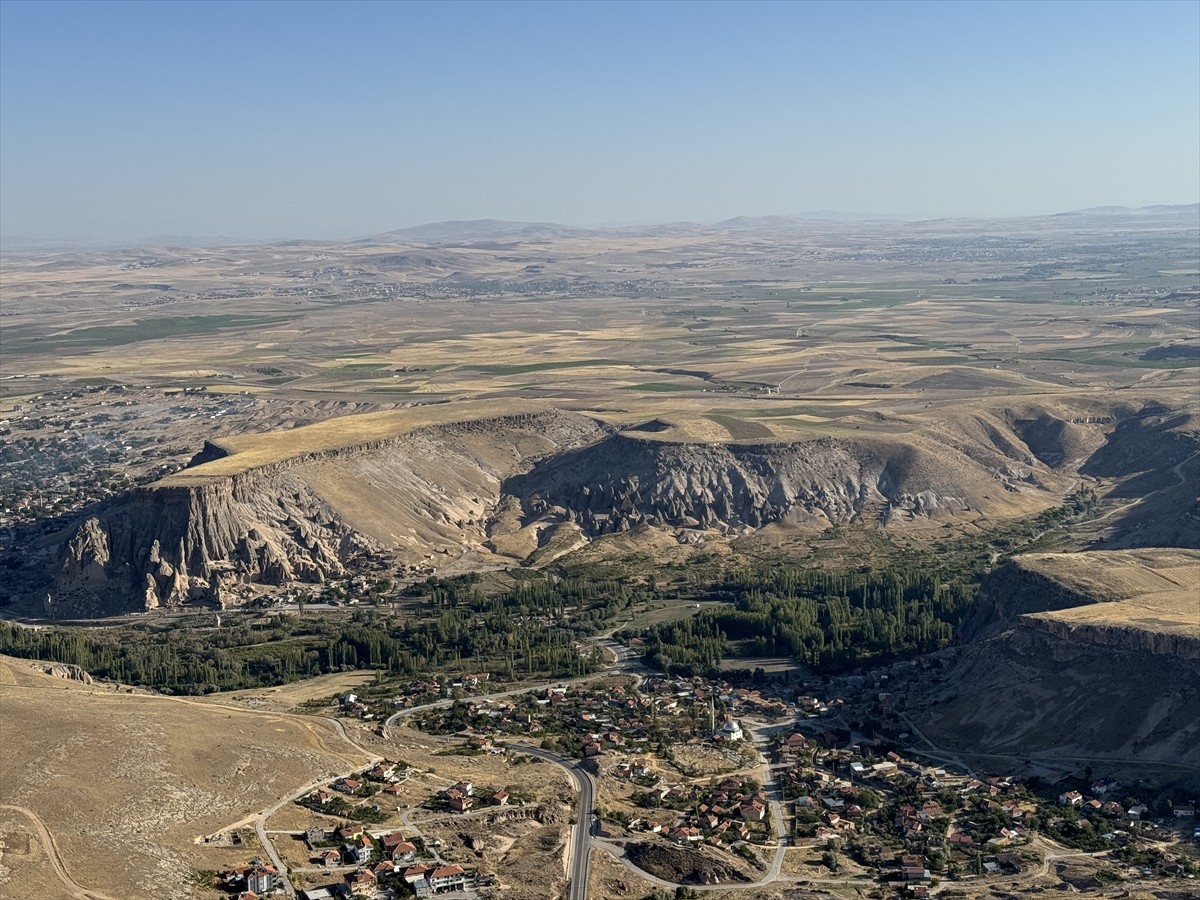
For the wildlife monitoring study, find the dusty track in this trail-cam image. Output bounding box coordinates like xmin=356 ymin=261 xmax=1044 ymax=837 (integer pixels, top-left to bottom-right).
xmin=0 ymin=804 xmax=120 ymax=900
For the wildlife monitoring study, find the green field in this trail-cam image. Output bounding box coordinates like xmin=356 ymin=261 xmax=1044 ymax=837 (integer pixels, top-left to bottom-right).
xmin=6 ymin=314 xmax=295 ymax=354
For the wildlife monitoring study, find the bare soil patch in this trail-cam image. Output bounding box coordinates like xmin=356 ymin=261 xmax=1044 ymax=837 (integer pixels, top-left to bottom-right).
xmin=625 ymin=840 xmax=753 ymax=885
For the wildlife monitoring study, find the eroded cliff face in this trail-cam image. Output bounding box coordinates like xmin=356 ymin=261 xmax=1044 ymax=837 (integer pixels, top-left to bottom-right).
xmin=54 ymin=471 xmax=374 ymax=616
xmin=51 ymin=409 xmax=607 ymax=616
xmin=916 ymin=624 xmax=1200 ymax=767
xmin=919 ymin=548 xmax=1200 ymax=766
xmin=1019 ymin=613 xmax=1200 ymax=660
xmin=47 ymin=399 xmax=1196 ymax=616
xmin=958 ymin=560 xmax=1092 ymax=641
xmin=505 ymin=433 xmax=984 ymax=536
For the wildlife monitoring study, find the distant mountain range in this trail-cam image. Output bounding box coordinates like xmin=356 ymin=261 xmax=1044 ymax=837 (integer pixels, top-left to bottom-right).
xmin=4 ymin=204 xmax=1196 ymax=252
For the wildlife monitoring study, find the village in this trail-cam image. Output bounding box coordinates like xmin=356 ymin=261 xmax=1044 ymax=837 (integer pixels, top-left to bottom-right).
xmin=299 ymin=661 xmax=1200 ymax=898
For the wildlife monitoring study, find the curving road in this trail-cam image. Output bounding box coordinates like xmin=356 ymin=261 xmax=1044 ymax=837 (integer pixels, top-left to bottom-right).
xmin=385 ymin=639 xmax=645 ymax=731
xmin=0 ymin=804 xmax=120 ymax=900
xmin=501 ymin=743 xmax=595 ymax=900
xmin=210 ymin=637 xmax=642 ymax=900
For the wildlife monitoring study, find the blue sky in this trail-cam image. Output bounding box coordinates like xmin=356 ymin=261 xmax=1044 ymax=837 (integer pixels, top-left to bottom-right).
xmin=1 ymin=0 xmax=1197 ymax=240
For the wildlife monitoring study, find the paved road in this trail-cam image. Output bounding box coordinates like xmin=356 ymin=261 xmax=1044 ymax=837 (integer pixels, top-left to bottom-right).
xmin=252 ymin=760 xmax=382 ymax=898
xmin=747 ymin=722 xmax=790 ymax=884
xmin=503 ymin=743 xmax=596 ymax=900
xmin=374 ymin=636 xmax=643 ymax=898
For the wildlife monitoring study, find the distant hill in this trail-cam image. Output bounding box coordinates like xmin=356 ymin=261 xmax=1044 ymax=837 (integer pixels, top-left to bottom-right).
xmin=370 ymin=205 xmax=1194 ymax=246
xmin=1053 ymin=203 xmax=1200 ymax=218
xmin=368 ymin=219 xmax=600 ymax=244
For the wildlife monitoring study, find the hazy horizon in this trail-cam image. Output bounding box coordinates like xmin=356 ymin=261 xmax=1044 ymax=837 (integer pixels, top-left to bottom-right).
xmin=2 ymin=0 xmax=1198 ymax=242
xmin=4 ymin=203 xmax=1200 ymax=251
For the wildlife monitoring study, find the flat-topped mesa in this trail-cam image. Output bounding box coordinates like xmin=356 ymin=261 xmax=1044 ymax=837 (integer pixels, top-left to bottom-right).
xmin=916 ymin=549 xmax=1200 ymax=766
xmin=962 ymin=549 xmax=1200 ymax=650
xmin=506 ymin=429 xmax=1001 ymax=536
xmin=158 ymin=400 xmax=557 ymax=485
xmin=52 ymin=404 xmax=605 ymax=616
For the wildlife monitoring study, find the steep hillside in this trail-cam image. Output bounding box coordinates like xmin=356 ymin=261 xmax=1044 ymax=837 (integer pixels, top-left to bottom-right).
xmin=43 ymin=397 xmax=1198 ymax=617
xmin=504 ymin=428 xmax=1043 ymax=537
xmin=918 ymin=549 xmax=1200 ymax=767
xmin=51 ymin=408 xmax=606 ymax=616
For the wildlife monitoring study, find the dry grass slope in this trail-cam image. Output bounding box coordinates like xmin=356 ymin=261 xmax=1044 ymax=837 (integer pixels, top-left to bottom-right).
xmin=0 ymin=656 xmax=370 ymax=900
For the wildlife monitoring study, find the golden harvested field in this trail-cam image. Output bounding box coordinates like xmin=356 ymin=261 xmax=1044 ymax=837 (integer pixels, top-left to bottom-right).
xmin=1016 ymin=549 xmax=1200 ymax=637
xmin=159 ymin=399 xmax=550 ymax=483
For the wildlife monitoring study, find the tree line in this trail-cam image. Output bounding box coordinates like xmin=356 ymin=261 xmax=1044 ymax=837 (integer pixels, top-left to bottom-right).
xmin=631 ymin=563 xmax=978 ymax=676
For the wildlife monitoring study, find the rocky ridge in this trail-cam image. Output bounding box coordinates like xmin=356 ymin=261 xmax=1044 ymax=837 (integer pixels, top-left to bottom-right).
xmin=918 ymin=548 xmax=1200 ymax=766
xmin=52 ymin=409 xmax=606 ymax=616
xmin=48 ymin=399 xmax=1194 ymax=616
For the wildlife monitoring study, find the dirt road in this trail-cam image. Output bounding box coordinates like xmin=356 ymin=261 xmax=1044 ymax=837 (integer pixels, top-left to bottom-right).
xmin=0 ymin=804 xmax=120 ymax=900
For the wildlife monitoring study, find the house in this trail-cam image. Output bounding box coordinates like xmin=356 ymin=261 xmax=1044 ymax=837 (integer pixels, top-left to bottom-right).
xmin=997 ymin=853 xmax=1024 ymax=874
xmin=390 ymin=841 xmax=417 ymax=863
xmin=449 ymin=780 xmax=474 ymax=796
xmin=429 ymin=864 xmax=468 ymax=892
xmin=321 ymin=849 xmax=343 ymax=868
xmin=366 ymin=762 xmax=398 ymax=782
xmin=740 ymin=800 xmax=766 ymax=822
xmin=449 ymin=793 xmax=473 ymax=813
xmin=403 ymin=863 xmax=433 ymax=884
xmin=669 ymin=826 xmax=703 ymax=843
xmin=900 ymin=866 xmax=931 ymax=882
xmin=345 ymin=868 xmax=377 ymax=895
xmin=246 ymin=866 xmax=278 ymax=893
xmin=492 ymin=790 xmax=510 ymax=806
xmin=306 ymin=825 xmax=330 ymax=846
xmin=783 ymin=732 xmax=808 ymax=753
xmin=236 ymin=893 xmax=259 ymax=900
xmin=349 ymin=835 xmax=374 ymax=863
xmin=1058 ymin=791 xmax=1084 ymax=807
xmin=1174 ymin=803 xmax=1196 ymax=817
xmin=334 ymin=777 xmax=363 ymax=794
xmin=381 ymin=831 xmax=417 ymax=862
xmin=1128 ymin=804 xmax=1148 ymax=820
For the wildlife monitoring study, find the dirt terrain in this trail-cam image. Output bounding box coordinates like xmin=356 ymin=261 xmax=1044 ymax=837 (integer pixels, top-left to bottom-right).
xmin=915 ymin=549 xmax=1200 ymax=771
xmin=624 ymin=840 xmax=754 ymax=885
xmin=0 ymin=654 xmax=367 ymax=900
